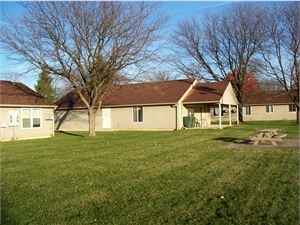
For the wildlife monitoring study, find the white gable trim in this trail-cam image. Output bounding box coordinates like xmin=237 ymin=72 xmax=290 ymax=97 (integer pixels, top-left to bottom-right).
xmin=220 ymin=82 xmax=238 ymax=105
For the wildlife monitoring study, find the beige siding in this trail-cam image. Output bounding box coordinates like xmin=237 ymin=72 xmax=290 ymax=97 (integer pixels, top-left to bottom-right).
xmin=55 ymin=105 xmax=177 ymax=131
xmin=55 ymin=109 xmax=102 ymax=131
xmin=0 ymin=107 xmax=55 ymax=141
xmin=244 ymin=105 xmax=296 ymax=121
xmin=110 ymin=105 xmax=176 ymax=130
xmin=210 ymin=104 xmax=295 ymax=121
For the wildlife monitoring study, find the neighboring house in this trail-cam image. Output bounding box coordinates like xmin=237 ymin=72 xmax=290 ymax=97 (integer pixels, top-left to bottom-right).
xmin=55 ymin=79 xmax=239 ymax=131
xmin=210 ymin=90 xmax=296 ymax=122
xmin=0 ymin=81 xmax=56 ymax=141
xmin=242 ymin=90 xmax=296 ymax=121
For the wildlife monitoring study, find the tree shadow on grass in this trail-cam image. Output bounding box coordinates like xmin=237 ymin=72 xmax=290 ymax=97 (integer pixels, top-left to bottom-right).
xmin=55 ymin=130 xmax=85 ymax=137
xmin=213 ymin=137 xmax=241 ymax=143
xmin=1 ymin=197 xmax=19 ymax=225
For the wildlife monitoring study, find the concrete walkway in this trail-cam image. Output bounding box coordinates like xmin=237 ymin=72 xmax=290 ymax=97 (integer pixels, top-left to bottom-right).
xmin=226 ymin=139 xmax=299 ymax=150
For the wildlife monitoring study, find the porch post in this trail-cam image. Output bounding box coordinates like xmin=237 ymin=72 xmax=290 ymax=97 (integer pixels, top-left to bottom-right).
xmin=229 ymin=104 xmax=232 ymax=126
xmin=219 ymin=103 xmax=222 ymax=129
xmin=177 ymin=103 xmax=182 ymax=129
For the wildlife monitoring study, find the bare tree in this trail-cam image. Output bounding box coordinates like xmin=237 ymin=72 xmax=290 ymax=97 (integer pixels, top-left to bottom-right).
xmin=142 ymin=70 xmax=178 ymax=82
xmin=171 ymin=3 xmax=266 ymax=122
xmin=259 ymin=2 xmax=300 ymax=124
xmin=0 ymin=2 xmax=168 ymax=136
xmin=258 ymin=78 xmax=285 ymax=91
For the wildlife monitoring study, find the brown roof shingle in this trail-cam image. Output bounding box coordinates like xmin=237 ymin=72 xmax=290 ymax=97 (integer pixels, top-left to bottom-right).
xmin=183 ymin=81 xmax=229 ymax=103
xmin=0 ymin=81 xmax=55 ymax=106
xmin=56 ymin=79 xmax=196 ymax=109
xmin=243 ymin=90 xmax=294 ymax=105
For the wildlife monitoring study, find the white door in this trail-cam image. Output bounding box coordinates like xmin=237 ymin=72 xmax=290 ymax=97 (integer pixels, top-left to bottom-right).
xmin=102 ymin=108 xmax=111 ymax=129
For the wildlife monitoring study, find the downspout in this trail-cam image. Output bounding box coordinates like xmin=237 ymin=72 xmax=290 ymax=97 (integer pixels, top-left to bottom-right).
xmin=176 ymin=103 xmax=182 ymax=130
xmin=173 ymin=104 xmax=178 ymax=130
xmin=53 ymin=106 xmax=57 ymax=137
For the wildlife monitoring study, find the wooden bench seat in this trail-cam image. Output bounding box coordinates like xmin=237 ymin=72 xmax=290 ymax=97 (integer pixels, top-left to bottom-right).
xmin=249 ymin=134 xmax=260 ymax=139
xmin=273 ymin=133 xmax=287 ymax=139
xmin=249 ymin=133 xmax=287 ymax=146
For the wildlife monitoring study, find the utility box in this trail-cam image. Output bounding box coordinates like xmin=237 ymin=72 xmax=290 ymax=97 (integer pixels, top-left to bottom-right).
xmin=183 ymin=116 xmax=195 ymax=128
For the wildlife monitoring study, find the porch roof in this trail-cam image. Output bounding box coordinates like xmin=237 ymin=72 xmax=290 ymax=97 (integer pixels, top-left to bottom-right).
xmin=183 ymin=81 xmax=230 ymax=103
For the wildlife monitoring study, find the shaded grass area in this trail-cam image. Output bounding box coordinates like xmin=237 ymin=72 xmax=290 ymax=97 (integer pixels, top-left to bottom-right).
xmin=1 ymin=121 xmax=299 ymax=224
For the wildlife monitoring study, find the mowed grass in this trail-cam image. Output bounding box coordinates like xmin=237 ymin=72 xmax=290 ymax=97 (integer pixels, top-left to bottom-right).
xmin=1 ymin=121 xmax=299 ymax=224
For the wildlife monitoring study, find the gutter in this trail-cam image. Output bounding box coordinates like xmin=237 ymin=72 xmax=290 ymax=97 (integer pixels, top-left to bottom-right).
xmin=183 ymin=101 xmax=220 ymax=105
xmin=0 ymin=104 xmax=57 ymax=108
xmin=56 ymin=102 xmax=179 ymax=110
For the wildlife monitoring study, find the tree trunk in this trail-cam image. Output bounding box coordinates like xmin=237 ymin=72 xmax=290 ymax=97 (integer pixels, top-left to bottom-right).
xmin=238 ymin=103 xmax=244 ymax=123
xmin=88 ymin=108 xmax=97 ymax=137
xmin=297 ymin=106 xmax=300 ymax=125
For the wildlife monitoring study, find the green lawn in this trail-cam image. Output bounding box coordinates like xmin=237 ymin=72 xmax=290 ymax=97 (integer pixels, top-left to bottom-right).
xmin=1 ymin=121 xmax=299 ymax=224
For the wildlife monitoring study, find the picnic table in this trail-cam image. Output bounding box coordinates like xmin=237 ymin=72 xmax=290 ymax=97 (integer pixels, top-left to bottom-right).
xmin=249 ymin=128 xmax=287 ymax=146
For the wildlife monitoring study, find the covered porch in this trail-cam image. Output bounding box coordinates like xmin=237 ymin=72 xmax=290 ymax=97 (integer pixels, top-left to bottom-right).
xmin=178 ymin=80 xmax=239 ymax=130
xmin=182 ymin=103 xmax=239 ymax=129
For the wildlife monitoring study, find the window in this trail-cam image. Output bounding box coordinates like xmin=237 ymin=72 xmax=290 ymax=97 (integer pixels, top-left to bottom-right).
xmin=243 ymin=106 xmax=251 ymax=116
xmin=22 ymin=108 xmax=41 ymax=128
xmin=187 ymin=106 xmax=194 ymax=117
xmin=133 ymin=106 xmax=143 ymax=122
xmin=289 ymin=104 xmax=296 ymax=112
xmin=213 ymin=107 xmax=223 ymax=117
xmin=266 ymin=105 xmax=274 ymax=113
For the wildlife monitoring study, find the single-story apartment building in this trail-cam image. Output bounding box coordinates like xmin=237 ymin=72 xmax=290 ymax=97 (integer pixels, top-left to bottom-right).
xmin=210 ymin=90 xmax=297 ymax=122
xmin=242 ymin=90 xmax=296 ymax=121
xmin=55 ymin=79 xmax=239 ymax=131
xmin=0 ymin=81 xmax=56 ymax=141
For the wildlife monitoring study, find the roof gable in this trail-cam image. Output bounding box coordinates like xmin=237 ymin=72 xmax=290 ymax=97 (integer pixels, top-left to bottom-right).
xmin=183 ymin=81 xmax=230 ymax=103
xmin=0 ymin=81 xmax=55 ymax=106
xmin=56 ymin=79 xmax=196 ymax=109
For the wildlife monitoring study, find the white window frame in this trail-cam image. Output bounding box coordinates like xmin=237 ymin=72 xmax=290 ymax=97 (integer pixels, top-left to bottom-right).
xmin=288 ymin=104 xmax=296 ymax=113
xmin=133 ymin=106 xmax=143 ymax=123
xmin=213 ymin=107 xmax=224 ymax=117
xmin=266 ymin=105 xmax=274 ymax=114
xmin=21 ymin=108 xmax=42 ymax=129
xmin=242 ymin=106 xmax=251 ymax=116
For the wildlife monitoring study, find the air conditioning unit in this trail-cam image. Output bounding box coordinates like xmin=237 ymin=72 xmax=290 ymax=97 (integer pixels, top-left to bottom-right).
xmin=223 ymin=108 xmax=228 ymax=113
xmin=45 ymin=114 xmax=54 ymax=121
